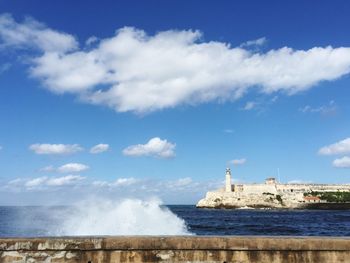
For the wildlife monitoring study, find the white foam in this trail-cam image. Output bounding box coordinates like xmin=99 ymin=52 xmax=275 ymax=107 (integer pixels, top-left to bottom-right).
xmin=57 ymin=198 xmax=191 ymax=235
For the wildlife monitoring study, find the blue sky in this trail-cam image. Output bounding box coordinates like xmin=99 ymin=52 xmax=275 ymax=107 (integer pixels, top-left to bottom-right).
xmin=0 ymin=0 xmax=350 ymax=205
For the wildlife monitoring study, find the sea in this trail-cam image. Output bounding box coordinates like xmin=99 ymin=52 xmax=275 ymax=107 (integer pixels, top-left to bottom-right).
xmin=0 ymin=204 xmax=350 ymax=237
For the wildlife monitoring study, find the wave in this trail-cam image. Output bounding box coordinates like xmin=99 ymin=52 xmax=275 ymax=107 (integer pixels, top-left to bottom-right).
xmin=237 ymin=206 xmax=254 ymax=209
xmin=56 ymin=198 xmax=191 ymax=236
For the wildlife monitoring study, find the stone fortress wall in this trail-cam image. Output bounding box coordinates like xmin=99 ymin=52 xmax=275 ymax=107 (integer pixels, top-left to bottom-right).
xmin=197 ymin=168 xmax=350 ymax=209
xmin=208 ymin=178 xmax=350 ymax=196
xmin=233 ymin=181 xmax=350 ymax=194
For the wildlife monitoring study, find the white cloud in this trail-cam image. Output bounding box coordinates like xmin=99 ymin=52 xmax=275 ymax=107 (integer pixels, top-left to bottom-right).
xmin=39 ymin=163 xmax=89 ymax=173
xmin=240 ymin=37 xmax=267 ymax=47
xmin=2 ymin=15 xmax=350 ymax=113
xmin=299 ymin=100 xmax=337 ymax=115
xmin=90 ymin=143 xmax=109 ymax=154
xmin=92 ymin=177 xmax=138 ymax=188
xmin=2 ymin=175 xmax=226 ymax=204
xmin=173 ymin=177 xmax=192 ymax=187
xmin=332 ymin=156 xmax=350 ymax=168
xmin=318 ymin=138 xmax=350 ymax=155
xmin=24 ymin=175 xmax=85 ymax=189
xmin=46 ymin=175 xmax=85 ymax=186
xmin=230 ymin=158 xmax=247 ymax=165
xmin=57 ymin=163 xmax=89 ymax=173
xmin=123 ymin=137 xmax=176 ymax=158
xmin=165 ymin=177 xmax=195 ymax=191
xmin=112 ymin=177 xmax=138 ymax=186
xmin=240 ymin=96 xmax=278 ymax=113
xmin=0 ymin=14 xmax=77 ymax=53
xmin=25 ymin=177 xmax=48 ymax=188
xmin=92 ymin=180 xmax=109 ymax=187
xmin=85 ymin=36 xmax=98 ymax=46
xmin=242 ymin=101 xmax=257 ymax=111
xmin=39 ymin=165 xmax=55 ymax=173
xmin=29 ymin=143 xmax=83 ymax=155
xmin=92 ymin=177 xmax=197 ymax=192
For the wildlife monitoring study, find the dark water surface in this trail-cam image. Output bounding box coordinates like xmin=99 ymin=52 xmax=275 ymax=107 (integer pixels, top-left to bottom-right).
xmin=168 ymin=205 xmax=350 ymax=236
xmin=0 ymin=205 xmax=349 ymax=237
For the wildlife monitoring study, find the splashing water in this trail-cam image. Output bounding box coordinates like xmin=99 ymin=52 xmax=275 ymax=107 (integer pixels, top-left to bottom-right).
xmin=57 ymin=198 xmax=191 ymax=235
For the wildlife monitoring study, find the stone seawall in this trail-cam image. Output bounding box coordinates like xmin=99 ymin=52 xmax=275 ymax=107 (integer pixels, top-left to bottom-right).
xmin=1 ymin=236 xmax=350 ymax=262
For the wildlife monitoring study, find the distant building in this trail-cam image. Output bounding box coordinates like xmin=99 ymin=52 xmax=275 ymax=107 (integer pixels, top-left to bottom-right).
xmin=225 ymin=168 xmax=232 ymax=192
xmin=265 ymin=178 xmax=277 ymax=185
xmin=303 ymin=196 xmax=321 ymax=203
xmin=196 ymin=168 xmax=350 ymax=209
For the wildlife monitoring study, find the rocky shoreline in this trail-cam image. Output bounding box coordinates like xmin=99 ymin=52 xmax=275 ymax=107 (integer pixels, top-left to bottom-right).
xmin=196 ymin=193 xmax=350 ymax=210
xmin=197 ymin=203 xmax=350 ymax=210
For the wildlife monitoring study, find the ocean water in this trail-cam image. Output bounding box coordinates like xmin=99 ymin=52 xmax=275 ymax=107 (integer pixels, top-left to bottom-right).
xmin=169 ymin=205 xmax=350 ymax=236
xmin=0 ymin=204 xmax=350 ymax=237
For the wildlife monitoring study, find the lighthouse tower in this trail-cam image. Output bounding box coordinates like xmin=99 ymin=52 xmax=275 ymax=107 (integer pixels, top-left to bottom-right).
xmin=225 ymin=167 xmax=232 ymax=192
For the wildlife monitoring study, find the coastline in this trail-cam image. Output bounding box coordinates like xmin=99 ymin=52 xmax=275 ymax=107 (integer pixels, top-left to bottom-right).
xmin=197 ymin=169 xmax=350 ymax=210
xmin=197 ymin=202 xmax=350 ymax=210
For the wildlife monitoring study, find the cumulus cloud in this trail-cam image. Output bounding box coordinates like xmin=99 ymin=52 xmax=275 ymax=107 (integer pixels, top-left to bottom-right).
xmin=332 ymin=156 xmax=350 ymax=168
xmin=230 ymin=158 xmax=247 ymax=165
xmin=92 ymin=177 xmax=196 ymax=192
xmin=29 ymin=143 xmax=83 ymax=155
xmin=2 ymin=14 xmax=350 ymax=113
xmin=318 ymin=138 xmax=350 ymax=155
xmin=25 ymin=177 xmax=48 ymax=188
xmin=112 ymin=177 xmax=138 ymax=186
xmin=0 ymin=13 xmax=77 ymax=53
xmin=123 ymin=137 xmax=176 ymax=158
xmin=24 ymin=175 xmax=85 ymax=189
xmin=92 ymin=178 xmax=138 ymax=188
xmin=2 ymin=175 xmax=225 ymax=205
xmin=57 ymin=163 xmax=89 ymax=173
xmin=39 ymin=163 xmax=89 ymax=173
xmin=46 ymin=175 xmax=85 ymax=186
xmin=90 ymin=143 xmax=109 ymax=154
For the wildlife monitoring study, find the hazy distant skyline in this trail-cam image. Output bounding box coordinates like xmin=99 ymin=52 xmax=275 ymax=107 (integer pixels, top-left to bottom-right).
xmin=0 ymin=0 xmax=350 ymax=204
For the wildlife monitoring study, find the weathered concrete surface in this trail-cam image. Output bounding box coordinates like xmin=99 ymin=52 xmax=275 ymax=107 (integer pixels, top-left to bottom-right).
xmin=1 ymin=236 xmax=350 ymax=262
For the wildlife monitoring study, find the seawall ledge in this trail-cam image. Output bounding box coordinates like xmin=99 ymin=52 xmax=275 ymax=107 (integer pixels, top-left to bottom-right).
xmin=1 ymin=236 xmax=350 ymax=262
xmin=1 ymin=236 xmax=350 ymax=251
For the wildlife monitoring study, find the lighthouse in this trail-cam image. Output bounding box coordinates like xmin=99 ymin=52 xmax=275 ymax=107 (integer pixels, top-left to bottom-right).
xmin=225 ymin=167 xmax=232 ymax=192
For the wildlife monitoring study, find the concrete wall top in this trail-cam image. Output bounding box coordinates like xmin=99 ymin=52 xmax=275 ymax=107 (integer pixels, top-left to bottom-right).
xmin=1 ymin=236 xmax=350 ymax=252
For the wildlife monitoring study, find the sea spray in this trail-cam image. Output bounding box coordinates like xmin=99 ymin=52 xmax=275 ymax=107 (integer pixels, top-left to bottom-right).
xmin=57 ymin=198 xmax=191 ymax=235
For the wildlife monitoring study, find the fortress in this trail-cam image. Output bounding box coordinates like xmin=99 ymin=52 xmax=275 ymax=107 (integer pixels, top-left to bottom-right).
xmin=197 ymin=168 xmax=350 ymax=209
